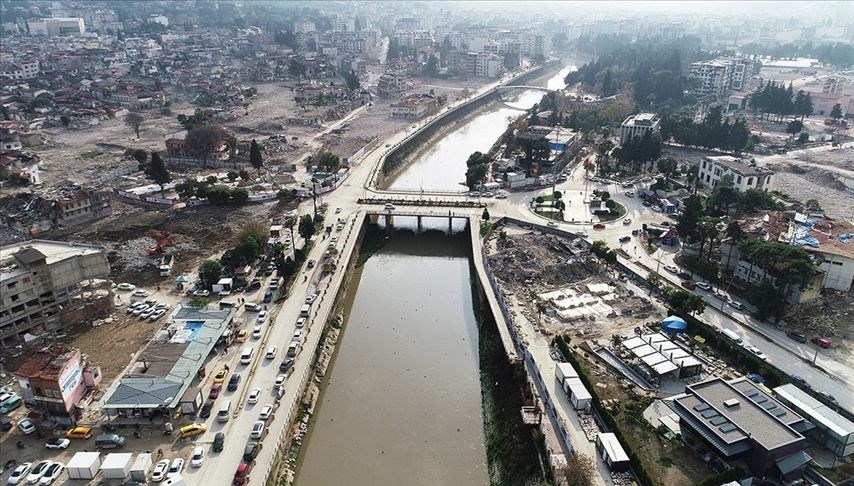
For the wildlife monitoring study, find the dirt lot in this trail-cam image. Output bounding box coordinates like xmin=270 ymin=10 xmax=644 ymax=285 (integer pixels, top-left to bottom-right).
xmin=572 ymin=344 xmax=712 ymax=484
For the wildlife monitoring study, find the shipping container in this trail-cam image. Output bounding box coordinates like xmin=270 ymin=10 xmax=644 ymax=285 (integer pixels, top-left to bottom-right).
xmin=67 ymin=451 xmax=101 ymax=479
xmin=101 ymin=453 xmax=133 ymax=479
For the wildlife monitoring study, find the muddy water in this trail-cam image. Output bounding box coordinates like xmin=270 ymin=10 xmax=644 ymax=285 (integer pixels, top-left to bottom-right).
xmin=295 ymin=227 xmax=487 ymax=486
xmin=387 ymin=67 xmax=573 ymax=193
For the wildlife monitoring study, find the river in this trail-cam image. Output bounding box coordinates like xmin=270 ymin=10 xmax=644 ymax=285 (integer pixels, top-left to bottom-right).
xmin=295 ymin=225 xmax=487 ymax=486
xmin=387 ymin=66 xmax=574 ymax=193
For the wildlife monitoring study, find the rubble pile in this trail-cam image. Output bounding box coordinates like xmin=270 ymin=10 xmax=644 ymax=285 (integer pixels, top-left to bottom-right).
xmin=785 ymin=289 xmax=854 ymax=339
xmin=487 ymin=232 xmax=599 ymax=286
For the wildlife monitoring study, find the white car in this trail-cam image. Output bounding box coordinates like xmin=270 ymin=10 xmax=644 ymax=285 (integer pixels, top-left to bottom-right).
xmin=127 ymin=302 xmax=145 ymax=314
xmin=252 ymin=325 xmax=263 ymax=339
xmin=18 ymin=419 xmax=36 ymax=435
xmin=295 ymin=317 xmax=306 ymax=329
xmin=38 ymin=463 xmax=63 ymax=485
xmin=728 ymin=300 xmax=746 ymax=311
xmin=259 ymin=405 xmax=273 ymax=421
xmin=746 ymin=346 xmax=767 ymax=360
xmin=625 ymin=191 xmax=635 ymax=197
xmin=245 ymin=303 xmax=261 ymax=312
xmin=547 ymin=221 xmax=558 ymax=228
xmin=6 ymin=462 xmax=32 ymax=485
xmin=132 ymin=289 xmax=149 ymax=297
xmin=192 ymin=289 xmax=210 ymax=297
xmin=44 ymin=438 xmax=70 ymax=450
xmin=247 ymin=388 xmax=261 ymax=404
xmin=190 ymin=447 xmax=205 ymax=468
xmin=150 ymin=309 xmax=166 ymax=320
xmin=139 ymin=309 xmax=154 ymax=319
xmin=495 ymin=193 xmax=508 ymax=199
xmin=155 ymin=302 xmax=170 ymax=310
xmin=116 ymin=283 xmax=135 ymax=291
xmin=132 ymin=305 xmax=149 ymax=316
xmin=623 ymin=218 xmax=632 ymax=225
xmin=250 ymin=420 xmax=265 ymax=439
xmin=274 ymin=374 xmax=286 ymax=388
xmin=257 ymin=311 xmax=268 ymax=323
xmin=167 ymin=458 xmax=184 ymax=478
xmin=305 ymin=294 xmax=317 ymax=304
xmin=695 ymin=282 xmax=712 ymax=291
xmin=266 ymin=345 xmax=278 ymax=359
xmin=25 ymin=461 xmax=51 ymax=484
xmin=335 ymin=207 xmax=342 ymax=214
xmin=663 ymin=265 xmax=679 ymax=274
xmin=218 ymin=289 xmax=232 ymax=297
xmin=151 ymin=459 xmax=170 ymax=482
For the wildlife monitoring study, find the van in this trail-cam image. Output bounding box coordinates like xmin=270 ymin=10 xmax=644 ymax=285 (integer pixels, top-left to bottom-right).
xmin=240 ymin=347 xmax=254 ymax=365
xmin=0 ymin=395 xmax=22 ymax=414
xmin=217 ymin=401 xmax=232 ymax=423
xmin=299 ymin=304 xmax=311 ymax=317
xmin=219 ymin=300 xmax=240 ymax=310
xmin=95 ymin=433 xmax=126 ymax=449
xmin=287 ymin=342 xmax=299 ymax=358
xmin=721 ymin=329 xmax=743 ymax=344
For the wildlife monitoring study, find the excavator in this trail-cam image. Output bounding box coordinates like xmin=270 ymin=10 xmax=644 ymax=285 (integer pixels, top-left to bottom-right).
xmin=145 ymin=230 xmax=175 ymax=255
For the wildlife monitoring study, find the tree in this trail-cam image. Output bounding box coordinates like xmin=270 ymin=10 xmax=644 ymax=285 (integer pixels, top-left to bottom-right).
xmin=647 ymin=272 xmax=662 ymax=292
xmin=557 ymin=453 xmax=596 ymax=486
xmin=188 ymin=296 xmax=209 ymax=309
xmin=298 ymin=214 xmax=315 ymax=241
xmin=289 ymin=59 xmax=307 ymax=79
xmin=198 ymin=260 xmax=223 ymax=286
xmin=424 ymin=54 xmax=439 ymax=77
xmin=145 ymin=152 xmax=171 ymax=195
xmin=316 ymin=150 xmax=340 ymax=173
xmin=465 ymin=151 xmax=490 ymax=190
xmin=227 ymin=171 xmax=239 ymax=182
xmin=830 ymin=103 xmax=843 ymax=121
xmin=786 ymin=120 xmax=804 ymax=141
xmin=664 ymin=288 xmax=706 ymax=316
xmin=656 ymin=157 xmax=678 ymax=183
xmin=804 ymin=199 xmax=822 ymax=212
xmin=124 ymin=112 xmax=144 ymax=138
xmin=186 ymin=126 xmax=222 ymax=168
xmin=132 ymin=149 xmax=148 ymax=168
xmin=343 ymin=70 xmax=360 ymax=91
xmin=677 ymin=194 xmax=702 ymax=239
xmin=284 ymin=216 xmax=297 ymax=244
xmin=249 ymin=139 xmax=263 ymax=177
xmin=231 ymin=187 xmax=249 ymax=204
xmin=796 ymin=132 xmax=809 ymax=145
xmin=596 ymin=140 xmax=614 ymax=174
xmin=516 ymin=134 xmax=550 ymax=173
xmin=793 ymin=90 xmax=813 ymax=120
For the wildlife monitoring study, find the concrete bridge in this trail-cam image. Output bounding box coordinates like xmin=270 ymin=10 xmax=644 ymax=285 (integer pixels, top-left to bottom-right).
xmin=494 ymin=84 xmax=555 ymax=92
xmin=365 ymin=208 xmax=477 ymax=235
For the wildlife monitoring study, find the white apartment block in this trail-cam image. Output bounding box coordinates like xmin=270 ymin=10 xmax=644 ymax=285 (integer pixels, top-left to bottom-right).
xmin=619 ymin=113 xmax=660 ymax=146
xmin=0 ymin=60 xmax=40 ymax=80
xmin=727 ymin=58 xmax=755 ymax=91
xmin=698 ymin=156 xmax=774 ymax=192
xmin=690 ymin=60 xmax=731 ymax=98
xmin=294 ymin=20 xmax=316 ymax=34
xmin=521 ymin=33 xmax=549 ymax=58
xmin=331 ymin=16 xmax=355 ymax=32
xmin=27 ymin=17 xmax=86 ymax=36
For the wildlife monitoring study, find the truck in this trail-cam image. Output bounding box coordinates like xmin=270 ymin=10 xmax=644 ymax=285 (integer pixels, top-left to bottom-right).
xmin=159 ymin=254 xmax=174 ymax=277
xmin=130 ymin=453 xmax=152 ymax=482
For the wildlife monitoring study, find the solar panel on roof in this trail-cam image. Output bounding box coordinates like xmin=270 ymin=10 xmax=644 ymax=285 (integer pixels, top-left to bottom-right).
xmin=710 ymin=416 xmax=728 ymax=426
xmin=694 ymin=403 xmax=710 ymax=412
xmin=701 ymin=409 xmax=719 ymax=419
xmin=761 ymin=401 xmax=777 ymax=410
xmin=744 ymin=388 xmax=759 ymax=397
xmin=771 ymin=408 xmax=787 ymax=417
xmin=754 ymin=395 xmax=768 ymax=404
xmin=719 ymin=423 xmax=738 ymax=433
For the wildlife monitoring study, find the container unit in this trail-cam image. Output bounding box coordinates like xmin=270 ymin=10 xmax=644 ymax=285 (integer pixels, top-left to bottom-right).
xmin=101 ymin=453 xmax=133 ymax=479
xmin=563 ymin=376 xmax=592 ymax=410
xmin=555 ymin=362 xmax=578 ymax=384
xmin=67 ymin=451 xmax=101 ymax=479
xmin=130 ymin=453 xmax=153 ymax=482
xmin=596 ymin=432 xmax=630 ymax=471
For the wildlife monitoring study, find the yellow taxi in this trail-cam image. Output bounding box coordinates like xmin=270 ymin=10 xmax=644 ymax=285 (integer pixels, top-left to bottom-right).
xmin=66 ymin=426 xmax=94 ymax=439
xmin=179 ymin=423 xmax=207 ymax=438
xmin=213 ymin=367 xmax=228 ymax=384
xmin=236 ymin=329 xmax=248 ymax=343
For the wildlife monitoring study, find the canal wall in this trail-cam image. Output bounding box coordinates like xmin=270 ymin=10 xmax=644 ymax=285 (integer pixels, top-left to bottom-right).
xmin=264 ymin=211 xmax=368 ymax=485
xmin=374 ymin=61 xmax=560 ymax=191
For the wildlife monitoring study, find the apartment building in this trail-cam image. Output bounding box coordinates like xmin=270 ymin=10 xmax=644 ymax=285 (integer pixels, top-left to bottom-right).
xmin=27 ymin=17 xmax=86 ymax=36
xmin=450 ymin=51 xmax=503 ymax=78
xmin=0 ymin=240 xmax=110 ymax=347
xmin=727 ymin=58 xmax=755 ymax=91
xmin=619 ymin=113 xmax=660 ymax=146
xmin=13 ymin=343 xmax=102 ymax=420
xmin=294 ymin=19 xmax=316 ymax=34
xmin=164 ymin=128 xmax=231 ymax=167
xmin=377 ymin=71 xmax=409 ymax=98
xmin=698 ymin=156 xmax=774 ymax=192
xmin=0 ymin=60 xmax=40 ymax=80
xmin=690 ymin=60 xmax=732 ymax=99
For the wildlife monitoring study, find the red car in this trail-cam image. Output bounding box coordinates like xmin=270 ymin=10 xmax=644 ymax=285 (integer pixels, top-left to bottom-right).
xmin=811 ymin=336 xmax=832 ymax=349
xmin=681 ymin=280 xmax=696 ymax=290
xmin=233 ymin=462 xmax=253 ymax=485
xmin=593 ymin=223 xmax=606 ymax=229
xmin=208 ymin=383 xmax=222 ymax=399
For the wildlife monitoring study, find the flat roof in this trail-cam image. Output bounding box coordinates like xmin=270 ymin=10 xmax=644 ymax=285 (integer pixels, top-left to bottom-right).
xmin=1 ymin=239 xmax=105 ymax=282
xmin=598 ymin=432 xmax=630 ymax=463
xmin=704 ymin=155 xmax=769 ymax=177
xmin=623 ymin=332 xmax=702 ymax=376
xmin=774 ymin=384 xmax=854 ymax=440
xmin=100 ymin=305 xmax=235 ymax=409
xmin=679 ymin=378 xmax=803 ymax=451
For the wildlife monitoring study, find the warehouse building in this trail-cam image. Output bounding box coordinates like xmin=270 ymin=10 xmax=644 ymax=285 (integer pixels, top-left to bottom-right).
xmin=774 ymin=384 xmax=854 ymax=458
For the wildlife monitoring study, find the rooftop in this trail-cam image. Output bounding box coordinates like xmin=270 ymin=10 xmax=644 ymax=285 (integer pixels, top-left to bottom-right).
xmin=99 ymin=305 xmax=235 ymax=409
xmin=1 ymin=239 xmax=105 ymax=282
xmin=13 ymin=343 xmax=79 ymax=381
xmin=622 ymin=113 xmax=659 ymax=127
xmin=774 ymin=384 xmax=854 ymax=441
xmin=675 ymin=377 xmax=804 ymax=452
xmin=704 ymin=155 xmax=771 ymax=177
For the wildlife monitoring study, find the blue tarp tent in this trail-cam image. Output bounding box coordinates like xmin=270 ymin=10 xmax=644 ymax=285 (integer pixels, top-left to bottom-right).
xmin=661 ymin=316 xmax=687 ymax=334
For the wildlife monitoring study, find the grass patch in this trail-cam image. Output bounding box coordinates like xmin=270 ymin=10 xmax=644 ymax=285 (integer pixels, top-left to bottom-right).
xmin=80 ymin=150 xmax=104 ymax=159
xmin=479 ymin=221 xmax=493 ymax=236
xmin=597 ymin=200 xmax=626 ymax=222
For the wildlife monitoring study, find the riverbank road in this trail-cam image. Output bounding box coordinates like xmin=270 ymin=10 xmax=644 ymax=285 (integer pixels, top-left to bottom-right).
xmin=185 ymin=209 xmax=363 ymax=485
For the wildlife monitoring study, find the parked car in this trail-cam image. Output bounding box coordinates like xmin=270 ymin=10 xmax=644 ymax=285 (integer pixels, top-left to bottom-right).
xmin=786 ymin=331 xmax=808 ymax=343
xmin=593 ymin=223 xmax=606 ymax=229
xmin=116 ymin=283 xmax=135 ymax=291
xmin=819 ymin=392 xmax=838 ymax=406
xmin=622 ymin=218 xmax=632 ymax=225
xmin=132 ymin=289 xmax=149 ymax=297
xmin=250 ymin=421 xmax=265 ymax=439
xmin=94 ymin=433 xmax=126 ymax=449
xmin=192 ymin=289 xmax=210 ymax=297
xmin=265 ymin=346 xmax=278 ymax=359
xmin=811 ymin=336 xmax=832 ymax=349
xmin=200 ymin=400 xmax=214 ymax=418
xmin=18 ymin=419 xmax=36 ymax=435
xmin=275 ymin=374 xmax=286 ymax=388
xmin=728 ymin=300 xmax=746 ymax=311
xmin=66 ymin=426 xmax=94 ymax=439
xmin=259 ymin=405 xmax=273 ymax=421
xmin=618 ymin=236 xmax=631 ymax=243
xmin=167 ymin=458 xmax=184 ymax=478
xmin=37 ymin=463 xmax=63 ymax=485
xmin=252 ymin=325 xmax=263 ymax=339
xmin=695 ymin=282 xmax=711 ymax=291
xmin=677 ymin=271 xmax=692 ymax=280
xmin=212 ymin=432 xmax=225 ymax=452
xmin=305 ymin=294 xmax=318 ymax=304
xmin=256 ymin=310 xmax=267 ymax=323
xmin=25 ymin=461 xmax=51 ymax=484
xmin=213 ymin=367 xmax=228 ymax=384
xmin=6 ymin=462 xmax=32 ymax=485
xmin=663 ymin=265 xmax=679 ymax=274
xmin=233 ymin=462 xmax=253 ymax=485
xmin=746 ymin=346 xmax=767 ymax=360
xmin=236 ymin=329 xmax=249 ymax=342
xmin=247 ymin=388 xmax=261 ymax=404
xmin=209 ymin=383 xmax=222 ymax=399
xmin=243 ymin=441 xmax=260 ymax=462
xmin=547 ymin=221 xmax=558 ymax=228
xmin=151 ymin=459 xmax=170 ymax=482
xmin=681 ymin=280 xmax=696 ymax=290
xmin=279 ymin=358 xmax=294 ymax=372
xmin=190 ymin=447 xmax=205 ymax=467
xmin=44 ymin=438 xmax=70 ymax=450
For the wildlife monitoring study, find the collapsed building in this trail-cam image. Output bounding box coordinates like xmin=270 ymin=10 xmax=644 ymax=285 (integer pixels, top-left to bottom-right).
xmin=1 ymin=181 xmax=112 ymax=235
